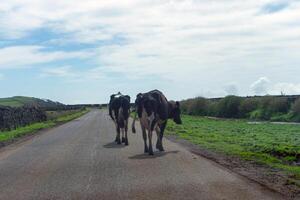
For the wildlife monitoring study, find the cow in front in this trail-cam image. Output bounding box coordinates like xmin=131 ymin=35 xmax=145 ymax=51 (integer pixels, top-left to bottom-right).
xmin=109 ymin=92 xmax=131 ymax=145
xmin=132 ymin=90 xmax=182 ymax=155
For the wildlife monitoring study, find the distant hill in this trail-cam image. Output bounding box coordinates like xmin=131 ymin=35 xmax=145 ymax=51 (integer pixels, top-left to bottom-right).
xmin=0 ymin=96 xmax=64 ymax=108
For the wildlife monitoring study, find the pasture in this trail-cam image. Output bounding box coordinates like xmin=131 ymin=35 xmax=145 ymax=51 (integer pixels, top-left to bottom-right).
xmin=166 ymin=115 xmax=300 ymax=180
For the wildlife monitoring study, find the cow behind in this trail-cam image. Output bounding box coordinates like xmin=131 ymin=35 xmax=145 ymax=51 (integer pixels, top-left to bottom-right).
xmin=109 ymin=93 xmax=131 ymax=145
xmin=132 ymin=90 xmax=182 ymax=155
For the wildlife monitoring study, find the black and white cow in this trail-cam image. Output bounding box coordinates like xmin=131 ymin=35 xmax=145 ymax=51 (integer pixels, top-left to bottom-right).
xmin=132 ymin=90 xmax=182 ymax=155
xmin=109 ymin=92 xmax=131 ymax=145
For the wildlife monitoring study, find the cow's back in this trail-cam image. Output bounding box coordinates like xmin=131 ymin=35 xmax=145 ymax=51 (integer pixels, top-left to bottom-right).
xmin=148 ymin=90 xmax=169 ymax=121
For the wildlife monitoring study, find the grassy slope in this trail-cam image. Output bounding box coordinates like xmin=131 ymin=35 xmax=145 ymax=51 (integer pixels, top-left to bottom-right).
xmin=0 ymin=96 xmax=35 ymax=107
xmin=0 ymin=96 xmax=63 ymax=108
xmin=166 ymin=115 xmax=300 ymax=180
xmin=0 ymin=109 xmax=89 ymax=142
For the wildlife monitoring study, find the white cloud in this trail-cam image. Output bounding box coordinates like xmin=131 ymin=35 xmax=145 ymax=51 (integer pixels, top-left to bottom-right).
xmin=271 ymin=83 xmax=300 ymax=95
xmin=0 ymin=46 xmax=92 ymax=69
xmin=250 ymin=78 xmax=300 ymax=96
xmin=40 ymin=66 xmax=105 ymax=81
xmin=40 ymin=66 xmax=75 ymax=77
xmin=250 ymin=77 xmax=270 ymax=95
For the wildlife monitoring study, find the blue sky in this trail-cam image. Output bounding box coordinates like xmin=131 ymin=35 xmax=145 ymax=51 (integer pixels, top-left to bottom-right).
xmin=0 ymin=0 xmax=300 ymax=104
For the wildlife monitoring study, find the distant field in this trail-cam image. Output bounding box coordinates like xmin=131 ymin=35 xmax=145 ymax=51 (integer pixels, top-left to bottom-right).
xmin=166 ymin=115 xmax=300 ymax=180
xmin=0 ymin=96 xmax=64 ymax=108
xmin=0 ymin=96 xmax=34 ymax=107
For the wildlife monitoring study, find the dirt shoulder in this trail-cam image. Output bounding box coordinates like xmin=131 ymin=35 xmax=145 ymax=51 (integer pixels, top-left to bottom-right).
xmin=166 ymin=135 xmax=300 ymax=199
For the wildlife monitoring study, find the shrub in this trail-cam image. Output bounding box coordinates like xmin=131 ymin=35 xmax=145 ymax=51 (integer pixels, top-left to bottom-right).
xmin=239 ymin=98 xmax=259 ymax=117
xmin=270 ymin=113 xmax=293 ymax=122
xmin=292 ymin=98 xmax=300 ymax=115
xmin=268 ymin=97 xmax=289 ymax=113
xmin=217 ymin=95 xmax=242 ymax=118
xmin=181 ymin=97 xmax=209 ymax=115
xmin=254 ymin=96 xmax=289 ymax=120
xmin=190 ymin=97 xmax=209 ymax=115
xmin=250 ymin=109 xmax=264 ymax=120
xmin=207 ymin=101 xmax=218 ymax=116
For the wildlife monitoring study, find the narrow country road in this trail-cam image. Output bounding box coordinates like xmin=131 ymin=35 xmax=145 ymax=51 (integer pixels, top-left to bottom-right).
xmin=0 ymin=109 xmax=283 ymax=200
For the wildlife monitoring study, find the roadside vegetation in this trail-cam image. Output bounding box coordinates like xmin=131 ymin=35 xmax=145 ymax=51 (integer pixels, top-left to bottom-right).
xmin=181 ymin=95 xmax=300 ymax=122
xmin=166 ymin=115 xmax=300 ymax=181
xmin=0 ymin=109 xmax=89 ymax=143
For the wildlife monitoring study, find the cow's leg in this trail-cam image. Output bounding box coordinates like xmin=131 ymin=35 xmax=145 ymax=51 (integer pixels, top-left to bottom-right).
xmin=116 ymin=125 xmax=121 ymax=144
xmin=155 ymin=126 xmax=164 ymax=151
xmin=121 ymin=126 xmax=125 ymax=143
xmin=148 ymin=129 xmax=154 ymax=155
xmin=114 ymin=123 xmax=118 ymax=142
xmin=158 ymin=122 xmax=167 ymax=151
xmin=141 ymin=126 xmax=148 ymax=153
xmin=125 ymin=120 xmax=129 ymax=145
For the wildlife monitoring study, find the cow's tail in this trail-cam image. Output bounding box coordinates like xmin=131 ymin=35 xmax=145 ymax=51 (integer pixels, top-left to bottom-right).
xmin=131 ymin=111 xmax=137 ymax=134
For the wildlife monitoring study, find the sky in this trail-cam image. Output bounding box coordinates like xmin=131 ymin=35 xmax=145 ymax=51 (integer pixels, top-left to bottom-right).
xmin=0 ymin=0 xmax=300 ymax=104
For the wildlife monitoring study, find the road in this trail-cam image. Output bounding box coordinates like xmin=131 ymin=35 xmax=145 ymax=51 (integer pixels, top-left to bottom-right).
xmin=0 ymin=109 xmax=283 ymax=200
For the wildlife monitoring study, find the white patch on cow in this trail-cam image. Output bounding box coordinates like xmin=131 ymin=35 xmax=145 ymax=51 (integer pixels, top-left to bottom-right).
xmin=147 ymin=112 xmax=155 ymax=130
xmin=140 ymin=108 xmax=150 ymax=130
xmin=147 ymin=112 xmax=155 ymax=122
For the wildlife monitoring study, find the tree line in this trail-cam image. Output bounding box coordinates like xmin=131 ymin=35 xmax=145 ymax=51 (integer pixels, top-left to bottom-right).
xmin=180 ymin=95 xmax=300 ymax=122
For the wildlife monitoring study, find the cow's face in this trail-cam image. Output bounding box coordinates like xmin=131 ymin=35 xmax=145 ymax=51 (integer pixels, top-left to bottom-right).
xmin=172 ymin=101 xmax=182 ymax=124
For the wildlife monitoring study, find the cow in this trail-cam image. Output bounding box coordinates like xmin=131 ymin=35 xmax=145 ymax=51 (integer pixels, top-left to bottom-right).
xmin=132 ymin=90 xmax=182 ymax=155
xmin=109 ymin=92 xmax=131 ymax=145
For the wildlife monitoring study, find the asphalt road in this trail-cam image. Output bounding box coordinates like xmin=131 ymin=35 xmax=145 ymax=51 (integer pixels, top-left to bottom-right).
xmin=0 ymin=109 xmax=284 ymax=200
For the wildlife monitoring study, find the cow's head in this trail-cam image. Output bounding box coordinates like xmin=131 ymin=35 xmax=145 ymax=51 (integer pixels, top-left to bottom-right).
xmin=169 ymin=101 xmax=182 ymax=124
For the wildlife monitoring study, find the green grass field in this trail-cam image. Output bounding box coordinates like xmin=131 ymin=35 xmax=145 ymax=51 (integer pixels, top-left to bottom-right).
xmin=166 ymin=115 xmax=300 ymax=180
xmin=0 ymin=109 xmax=89 ymax=142
xmin=0 ymin=96 xmax=35 ymax=107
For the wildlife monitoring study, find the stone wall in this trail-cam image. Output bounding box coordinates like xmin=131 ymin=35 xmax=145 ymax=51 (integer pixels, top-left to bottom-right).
xmin=0 ymin=106 xmax=47 ymax=131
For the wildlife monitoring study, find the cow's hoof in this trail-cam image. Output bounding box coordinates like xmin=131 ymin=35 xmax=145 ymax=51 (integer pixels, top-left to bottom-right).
xmin=116 ymin=138 xmax=121 ymax=144
xmin=122 ymin=137 xmax=125 ymax=143
xmin=144 ymin=148 xmax=149 ymax=153
xmin=158 ymin=146 xmax=165 ymax=152
xmin=149 ymin=151 xmax=154 ymax=155
xmin=125 ymin=139 xmax=129 ymax=146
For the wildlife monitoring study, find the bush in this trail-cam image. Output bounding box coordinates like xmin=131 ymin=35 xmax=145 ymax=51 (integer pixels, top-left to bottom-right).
xmin=270 ymin=113 xmax=293 ymax=122
xmin=292 ymin=98 xmax=300 ymax=115
xmin=207 ymin=101 xmax=218 ymax=116
xmin=180 ymin=95 xmax=296 ymax=122
xmin=250 ymin=109 xmax=265 ymax=120
xmin=181 ymin=97 xmax=209 ymax=116
xmin=239 ymin=98 xmax=259 ymax=117
xmin=217 ymin=96 xmax=242 ymax=118
xmin=253 ymin=96 xmax=289 ymax=120
xmin=268 ymin=98 xmax=289 ymax=113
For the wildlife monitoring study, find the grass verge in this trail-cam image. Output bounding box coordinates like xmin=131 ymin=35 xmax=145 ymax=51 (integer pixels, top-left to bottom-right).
xmin=0 ymin=109 xmax=89 ymax=143
xmin=166 ymin=115 xmax=300 ymax=181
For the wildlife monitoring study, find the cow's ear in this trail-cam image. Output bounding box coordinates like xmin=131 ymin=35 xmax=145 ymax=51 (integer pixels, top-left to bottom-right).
xmin=176 ymin=101 xmax=180 ymax=108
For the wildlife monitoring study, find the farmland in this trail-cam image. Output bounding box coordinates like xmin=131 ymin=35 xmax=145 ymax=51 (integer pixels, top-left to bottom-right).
xmin=166 ymin=115 xmax=300 ymax=181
